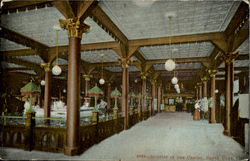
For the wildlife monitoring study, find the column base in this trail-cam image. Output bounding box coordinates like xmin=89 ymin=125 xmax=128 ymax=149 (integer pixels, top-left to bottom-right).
xmin=210 ymin=120 xmax=216 ymax=124
xmin=223 ymin=130 xmax=230 ymax=136
xmin=64 ymin=146 xmax=79 ymax=156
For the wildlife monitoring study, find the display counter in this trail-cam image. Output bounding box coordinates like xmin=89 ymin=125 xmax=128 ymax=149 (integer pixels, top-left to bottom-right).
xmin=165 ymin=105 xmax=176 ymax=112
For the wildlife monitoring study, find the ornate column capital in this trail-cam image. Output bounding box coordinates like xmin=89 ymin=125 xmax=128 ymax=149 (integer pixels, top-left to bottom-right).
xmin=140 ymin=72 xmax=148 ymax=80
xmin=82 ymin=74 xmax=92 ymax=81
xmin=197 ymin=82 xmax=202 ymax=87
xmin=119 ymin=57 xmax=131 ymax=69
xmin=201 ymin=76 xmax=207 ymax=82
xmin=150 ymin=79 xmax=157 ymax=85
xmin=208 ymin=69 xmax=217 ymax=77
xmin=59 ymin=17 xmax=90 ymax=39
xmin=41 ymin=63 xmax=51 ymax=72
xmin=220 ymin=52 xmax=238 ymax=63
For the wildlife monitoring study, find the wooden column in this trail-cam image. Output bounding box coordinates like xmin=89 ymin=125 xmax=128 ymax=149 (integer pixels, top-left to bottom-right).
xmin=222 ymin=53 xmax=236 ymax=136
xmin=195 ymin=86 xmax=199 ymax=100
xmin=121 ymin=58 xmax=129 ymax=130
xmin=107 ymin=82 xmax=111 ymax=109
xmin=37 ymin=84 xmax=41 ymax=106
xmin=162 ymin=88 xmax=164 ymax=103
xmin=151 ymin=81 xmax=156 ymax=116
xmin=209 ymin=70 xmax=217 ymax=123
xmin=60 ymin=18 xmax=90 ymax=156
xmin=202 ymin=77 xmax=207 ymax=98
xmin=84 ymin=76 xmax=90 ymax=97
xmin=141 ymin=76 xmax=146 ymax=114
xmin=157 ymin=84 xmax=161 ymax=113
xmin=199 ymin=84 xmax=202 ymax=99
xmin=43 ymin=66 xmax=51 ymax=119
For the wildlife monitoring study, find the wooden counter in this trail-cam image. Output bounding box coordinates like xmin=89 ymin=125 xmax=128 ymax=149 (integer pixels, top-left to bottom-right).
xmin=165 ymin=105 xmax=176 ymax=112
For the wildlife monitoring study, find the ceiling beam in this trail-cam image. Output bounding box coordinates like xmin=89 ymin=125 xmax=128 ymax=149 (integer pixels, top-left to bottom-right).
xmin=236 ymin=54 xmax=249 ymax=60
xmin=90 ymin=5 xmax=128 ymax=45
xmin=218 ymin=67 xmax=249 ymax=72
xmin=48 ymin=41 xmax=120 ymax=55
xmin=209 ymin=47 xmax=220 ymax=61
xmin=1 ymin=0 xmax=53 ymax=13
xmin=225 ymin=1 xmax=249 ymax=36
xmin=128 ymin=32 xmax=225 ymax=47
xmin=3 ymin=57 xmax=43 ymax=76
xmin=134 ymin=50 xmax=146 ymax=63
xmin=53 ymin=1 xmax=75 ymax=18
xmin=232 ymin=29 xmax=249 ymax=51
xmin=0 ymin=49 xmax=36 ymax=56
xmin=0 ymin=26 xmax=49 ymax=61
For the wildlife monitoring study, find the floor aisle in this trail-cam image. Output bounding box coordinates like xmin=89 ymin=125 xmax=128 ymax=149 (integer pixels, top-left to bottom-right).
xmin=1 ymin=112 xmax=248 ymax=161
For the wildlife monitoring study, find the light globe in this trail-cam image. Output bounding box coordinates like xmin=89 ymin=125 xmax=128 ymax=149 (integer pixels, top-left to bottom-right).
xmin=99 ymin=78 xmax=105 ymax=85
xmin=171 ymin=77 xmax=178 ymax=85
xmin=40 ymin=80 xmax=45 ymax=86
xmin=165 ymin=59 xmax=176 ymax=71
xmin=52 ymin=65 xmax=62 ymax=76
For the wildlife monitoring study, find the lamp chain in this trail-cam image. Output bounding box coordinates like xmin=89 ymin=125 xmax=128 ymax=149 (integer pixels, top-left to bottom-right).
xmin=56 ymin=29 xmax=59 ymax=65
xmin=101 ymin=54 xmax=103 ymax=78
xmin=168 ymin=16 xmax=172 ymax=58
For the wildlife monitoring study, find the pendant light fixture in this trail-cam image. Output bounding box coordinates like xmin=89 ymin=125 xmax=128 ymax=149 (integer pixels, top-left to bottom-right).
xmin=99 ymin=54 xmax=105 ymax=85
xmin=40 ymin=80 xmax=45 ymax=86
xmin=165 ymin=15 xmax=176 ymax=71
xmin=52 ymin=25 xmax=62 ymax=76
xmin=171 ymin=71 xmax=178 ymax=85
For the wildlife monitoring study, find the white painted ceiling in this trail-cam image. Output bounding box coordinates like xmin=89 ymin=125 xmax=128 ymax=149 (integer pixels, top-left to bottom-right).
xmin=81 ymin=49 xmax=119 ymax=63
xmin=0 ymin=1 xmax=248 ymax=75
xmin=52 ymin=58 xmax=68 ymax=65
xmin=14 ymin=70 xmax=36 ymax=75
xmin=154 ymin=62 xmax=202 ymax=70
xmin=0 ymin=38 xmax=29 ymax=51
xmin=160 ymin=72 xmax=197 ymax=77
xmin=236 ymin=38 xmax=249 ymax=55
xmin=0 ymin=7 xmax=115 ymax=48
xmin=129 ymin=65 xmax=139 ymax=72
xmin=139 ymin=42 xmax=214 ymax=60
xmin=104 ymin=66 xmax=122 ymax=72
xmin=215 ymin=77 xmax=225 ymax=80
xmin=219 ymin=59 xmax=249 ymax=68
xmin=100 ymin=0 xmax=240 ymax=39
xmin=216 ymin=71 xmax=242 ymax=75
xmin=12 ymin=55 xmax=44 ymax=64
xmin=1 ymin=61 xmax=25 ymax=68
xmin=104 ymin=65 xmax=138 ymax=72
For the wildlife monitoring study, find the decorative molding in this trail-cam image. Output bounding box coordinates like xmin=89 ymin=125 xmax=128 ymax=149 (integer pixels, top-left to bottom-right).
xmin=59 ymin=18 xmax=90 ymax=38
xmin=220 ymin=52 xmax=238 ymax=63
xmin=40 ymin=63 xmax=51 ymax=72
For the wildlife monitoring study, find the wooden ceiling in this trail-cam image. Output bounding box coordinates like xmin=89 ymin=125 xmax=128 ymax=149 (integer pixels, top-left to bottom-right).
xmin=0 ymin=0 xmax=249 ymax=86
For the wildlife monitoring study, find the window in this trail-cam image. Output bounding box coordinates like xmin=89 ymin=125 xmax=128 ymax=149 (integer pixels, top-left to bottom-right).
xmin=168 ymin=98 xmax=175 ymax=105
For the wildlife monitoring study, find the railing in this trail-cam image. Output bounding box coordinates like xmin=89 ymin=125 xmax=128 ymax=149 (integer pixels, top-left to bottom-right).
xmin=129 ymin=112 xmax=139 ymax=127
xmin=0 ymin=124 xmax=26 ymax=149
xmin=79 ymin=117 xmax=124 ymax=154
xmin=33 ymin=126 xmax=66 ymax=153
xmin=1 ymin=108 xmax=151 ymax=155
xmin=143 ymin=110 xmax=150 ymax=120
